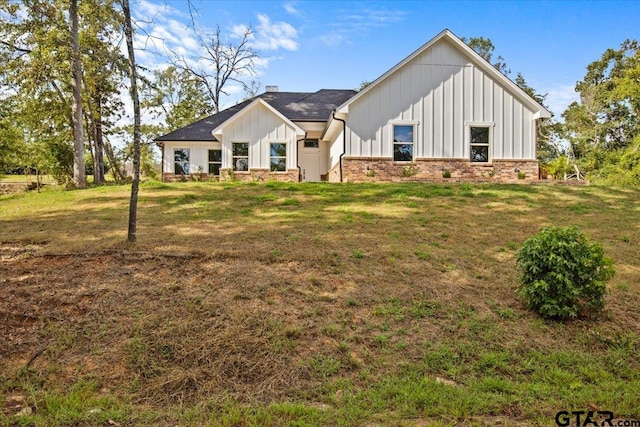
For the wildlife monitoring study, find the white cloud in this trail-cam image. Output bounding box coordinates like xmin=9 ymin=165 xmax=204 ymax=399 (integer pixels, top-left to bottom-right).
xmin=284 ymin=2 xmax=300 ymax=15
xmin=253 ymin=14 xmax=299 ymax=51
xmin=543 ymin=84 xmax=579 ymax=118
xmin=320 ymin=7 xmax=407 ymax=47
xmin=320 ymin=32 xmax=347 ymax=48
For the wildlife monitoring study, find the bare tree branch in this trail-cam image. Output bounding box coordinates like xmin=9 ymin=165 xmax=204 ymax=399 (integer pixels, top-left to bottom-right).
xmin=0 ymin=39 xmax=32 ymax=54
xmin=170 ymin=24 xmax=259 ymax=113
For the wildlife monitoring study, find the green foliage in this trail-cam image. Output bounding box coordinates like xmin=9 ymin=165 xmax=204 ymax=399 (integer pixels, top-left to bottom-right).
xmin=401 ymin=163 xmax=418 ymax=177
xmin=546 ymin=155 xmax=573 ymax=179
xmin=561 ymin=39 xmax=640 ymax=186
xmin=140 ymin=66 xmax=213 ymax=133
xmin=517 ymin=226 xmax=614 ymax=320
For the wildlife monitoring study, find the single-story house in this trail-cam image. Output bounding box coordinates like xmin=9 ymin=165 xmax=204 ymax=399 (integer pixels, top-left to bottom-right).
xmin=155 ymin=29 xmax=552 ymax=183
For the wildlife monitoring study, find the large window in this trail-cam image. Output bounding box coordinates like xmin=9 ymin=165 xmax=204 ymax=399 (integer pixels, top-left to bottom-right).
xmin=174 ymin=148 xmax=189 ymax=175
xmin=208 ymin=149 xmax=222 ymax=175
xmin=393 ymin=125 xmax=414 ymax=161
xmin=270 ymin=143 xmax=287 ymax=172
xmin=470 ymin=127 xmax=490 ymax=163
xmin=232 ymin=142 xmax=249 ymax=171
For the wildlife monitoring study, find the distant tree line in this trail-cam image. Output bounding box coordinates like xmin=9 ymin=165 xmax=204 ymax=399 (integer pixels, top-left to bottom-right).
xmin=0 ymin=0 xmax=259 ymax=186
xmin=464 ymin=36 xmax=640 ymax=186
xmin=0 ymin=6 xmax=638 ymax=187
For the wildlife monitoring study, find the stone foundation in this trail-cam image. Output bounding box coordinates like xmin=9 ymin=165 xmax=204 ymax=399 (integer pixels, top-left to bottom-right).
xmin=217 ymin=168 xmax=300 ymax=182
xmin=162 ymin=172 xmax=216 ymax=182
xmin=340 ymin=157 xmax=539 ymax=183
xmin=162 ymin=169 xmax=299 ymax=183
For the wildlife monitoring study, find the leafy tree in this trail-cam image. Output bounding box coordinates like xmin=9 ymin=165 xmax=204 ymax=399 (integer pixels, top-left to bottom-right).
xmin=0 ymin=0 xmax=125 ymax=185
xmin=141 ymin=66 xmax=213 ymax=132
xmin=358 ymin=80 xmax=372 ymax=91
xmin=560 ymin=40 xmax=640 ymax=185
xmin=80 ymin=0 xmax=126 ymax=185
xmin=462 ymin=36 xmax=510 ymax=75
xmin=0 ymin=96 xmax=23 ymax=172
xmin=0 ymin=0 xmax=75 ymax=182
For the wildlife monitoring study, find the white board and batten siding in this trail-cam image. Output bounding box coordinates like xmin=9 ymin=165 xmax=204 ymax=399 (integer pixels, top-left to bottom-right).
xmin=163 ymin=141 xmax=221 ymax=174
xmin=345 ymin=38 xmax=537 ymax=161
xmin=219 ymin=102 xmax=301 ymax=170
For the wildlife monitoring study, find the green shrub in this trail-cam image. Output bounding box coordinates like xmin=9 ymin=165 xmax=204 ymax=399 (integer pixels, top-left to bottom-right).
xmin=516 ymin=226 xmax=614 ymax=320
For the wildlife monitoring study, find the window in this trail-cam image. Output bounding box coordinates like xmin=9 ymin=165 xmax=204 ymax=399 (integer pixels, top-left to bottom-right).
xmin=304 ymin=139 xmax=319 ymax=148
xmin=208 ymin=149 xmax=222 ymax=175
xmin=232 ymin=142 xmax=249 ymax=171
xmin=174 ymin=148 xmax=189 ymax=175
xmin=270 ymin=143 xmax=287 ymax=172
xmin=393 ymin=125 xmax=414 ymax=161
xmin=470 ymin=127 xmax=490 ymax=163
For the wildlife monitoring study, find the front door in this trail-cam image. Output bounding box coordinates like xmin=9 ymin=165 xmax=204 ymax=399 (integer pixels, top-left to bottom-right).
xmin=299 ymin=139 xmax=321 ymax=182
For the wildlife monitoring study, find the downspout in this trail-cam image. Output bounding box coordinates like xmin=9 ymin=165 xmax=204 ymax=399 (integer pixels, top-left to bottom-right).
xmin=157 ymin=141 xmax=165 ymax=182
xmin=332 ymin=110 xmax=346 ymax=183
xmin=296 ymin=132 xmax=307 ymax=182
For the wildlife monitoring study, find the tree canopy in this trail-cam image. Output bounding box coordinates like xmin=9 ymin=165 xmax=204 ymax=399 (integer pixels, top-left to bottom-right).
xmin=560 ymin=40 xmax=640 ymax=186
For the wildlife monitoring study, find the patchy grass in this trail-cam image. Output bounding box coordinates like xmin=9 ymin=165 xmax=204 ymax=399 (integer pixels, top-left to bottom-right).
xmin=1 ymin=181 xmax=639 ymax=425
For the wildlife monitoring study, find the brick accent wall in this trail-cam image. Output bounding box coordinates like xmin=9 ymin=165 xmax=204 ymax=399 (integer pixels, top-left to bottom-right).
xmin=340 ymin=157 xmax=539 ymax=183
xmin=217 ymin=168 xmax=300 ymax=182
xmin=162 ymin=169 xmax=299 ymax=182
xmin=162 ymin=172 xmax=215 ymax=182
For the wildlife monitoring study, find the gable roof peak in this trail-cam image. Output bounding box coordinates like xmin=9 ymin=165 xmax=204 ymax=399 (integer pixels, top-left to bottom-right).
xmin=336 ymin=28 xmax=551 ymax=119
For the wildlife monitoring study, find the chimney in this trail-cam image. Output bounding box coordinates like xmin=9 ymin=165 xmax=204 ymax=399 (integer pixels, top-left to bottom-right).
xmin=265 ymin=85 xmax=279 ymax=92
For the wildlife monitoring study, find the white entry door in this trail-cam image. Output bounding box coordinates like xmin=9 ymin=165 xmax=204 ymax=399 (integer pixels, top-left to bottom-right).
xmin=300 ymin=139 xmax=321 ymax=182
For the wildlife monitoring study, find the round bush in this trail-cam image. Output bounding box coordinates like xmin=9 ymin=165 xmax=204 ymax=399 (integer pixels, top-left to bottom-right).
xmin=516 ymin=226 xmax=614 ymax=320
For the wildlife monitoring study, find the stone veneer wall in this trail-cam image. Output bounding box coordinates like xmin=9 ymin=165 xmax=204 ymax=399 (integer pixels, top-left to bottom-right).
xmin=217 ymin=168 xmax=300 ymax=182
xmin=162 ymin=172 xmax=213 ymax=182
xmin=162 ymin=169 xmax=299 ymax=182
xmin=340 ymin=157 xmax=539 ymax=183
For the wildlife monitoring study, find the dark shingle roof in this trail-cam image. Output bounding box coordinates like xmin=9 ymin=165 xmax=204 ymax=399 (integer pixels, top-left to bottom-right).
xmin=155 ymin=89 xmax=356 ymax=142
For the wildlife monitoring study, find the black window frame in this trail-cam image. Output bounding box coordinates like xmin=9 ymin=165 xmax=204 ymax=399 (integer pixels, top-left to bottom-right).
xmin=393 ymin=124 xmax=414 ymax=162
xmin=270 ymin=142 xmax=287 ymax=172
xmin=470 ymin=126 xmax=490 ymax=163
xmin=174 ymin=148 xmax=190 ymax=175
xmin=232 ymin=142 xmax=249 ymax=172
xmin=208 ymin=149 xmax=222 ymax=175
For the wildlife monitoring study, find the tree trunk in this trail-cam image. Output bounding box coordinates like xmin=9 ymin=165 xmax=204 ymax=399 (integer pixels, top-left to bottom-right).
xmin=104 ymin=138 xmax=125 ymax=181
xmin=122 ymin=0 xmax=141 ymax=243
xmin=93 ymin=97 xmax=105 ymax=184
xmin=69 ymin=0 xmax=85 ymax=188
xmin=89 ymin=98 xmax=104 ymax=185
xmin=84 ymin=109 xmax=96 ymax=183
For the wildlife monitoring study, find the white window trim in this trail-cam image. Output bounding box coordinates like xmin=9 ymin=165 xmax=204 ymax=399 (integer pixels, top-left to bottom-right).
xmin=390 ymin=121 xmax=418 ymax=162
xmin=269 ymin=141 xmax=288 ymax=173
xmin=466 ymin=122 xmax=494 ymax=164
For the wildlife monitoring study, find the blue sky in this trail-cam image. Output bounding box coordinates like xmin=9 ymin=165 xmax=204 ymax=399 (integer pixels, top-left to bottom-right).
xmin=134 ymin=0 xmax=640 ymax=118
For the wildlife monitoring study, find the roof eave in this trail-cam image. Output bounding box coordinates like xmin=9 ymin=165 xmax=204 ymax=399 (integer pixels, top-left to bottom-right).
xmin=212 ymin=98 xmax=306 ymax=138
xmin=335 ymin=29 xmax=552 ymax=118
